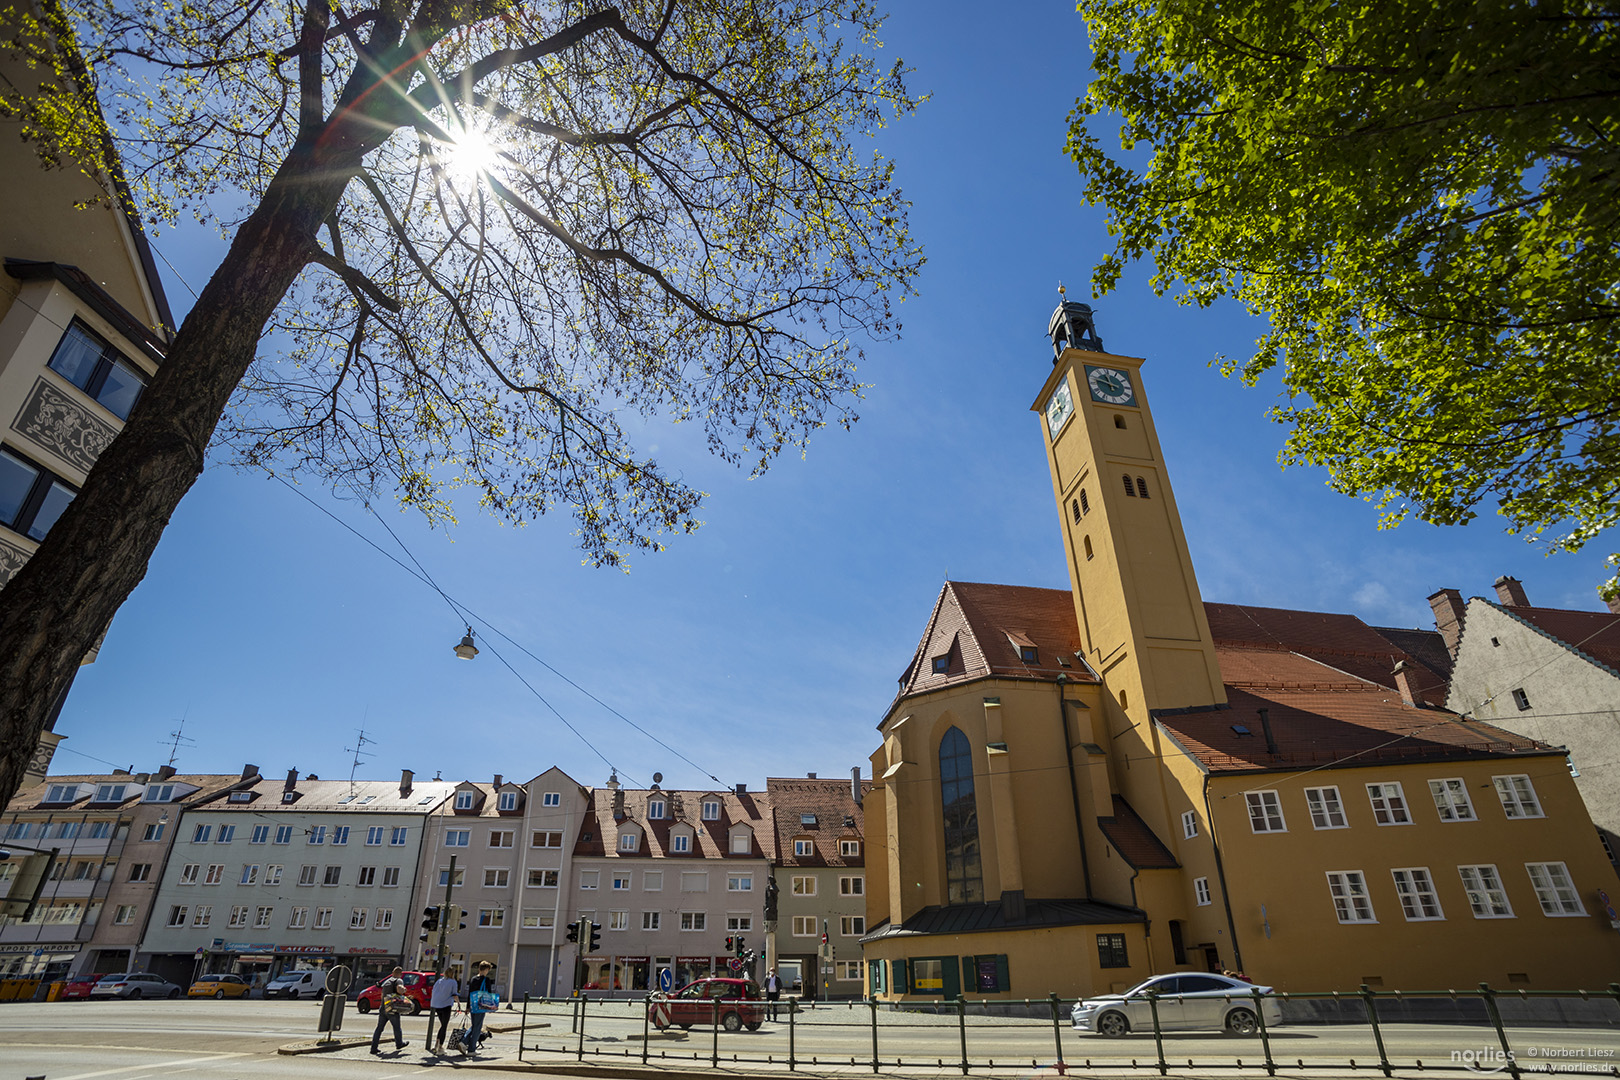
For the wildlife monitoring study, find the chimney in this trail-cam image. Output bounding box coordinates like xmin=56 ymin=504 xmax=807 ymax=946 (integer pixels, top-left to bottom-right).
xmin=156 ymin=765 xmax=176 ymax=781
xmin=734 ymin=782 xmax=747 ymax=795
xmin=1257 ymin=707 xmax=1278 ymax=755
xmin=1494 ymin=575 xmax=1529 ymax=607
xmin=493 ymin=774 xmax=503 ymax=790
xmin=284 ymin=768 xmax=299 ymax=791
xmin=806 ymin=772 xmax=817 ymax=780
xmin=612 ymin=788 xmax=625 ymax=820
xmin=1428 ymin=588 xmax=1467 ymax=656
xmin=399 ymin=769 xmax=414 ymax=798
xmin=851 ymin=767 xmax=863 ymax=808
xmin=241 ymin=764 xmax=259 ymax=780
xmin=1392 ymin=661 xmax=1421 ymax=707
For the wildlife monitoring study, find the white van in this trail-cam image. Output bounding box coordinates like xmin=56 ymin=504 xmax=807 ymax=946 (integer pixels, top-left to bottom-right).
xmin=265 ymin=969 xmax=325 ymax=999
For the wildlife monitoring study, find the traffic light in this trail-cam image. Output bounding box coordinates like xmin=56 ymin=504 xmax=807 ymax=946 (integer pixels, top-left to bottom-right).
xmin=734 ymin=935 xmax=746 ymax=956
xmin=587 ymin=919 xmax=602 ymax=952
xmin=725 ymin=936 xmax=734 ymax=952
xmin=420 ymin=905 xmax=440 ymax=940
xmin=565 ymin=921 xmax=580 ymax=944
xmin=445 ymin=904 xmax=467 ymax=932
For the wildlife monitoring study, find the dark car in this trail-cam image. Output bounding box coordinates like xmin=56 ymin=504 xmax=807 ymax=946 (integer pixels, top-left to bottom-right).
xmin=650 ymin=977 xmax=766 ymax=1032
xmin=355 ymin=971 xmax=438 ymax=1014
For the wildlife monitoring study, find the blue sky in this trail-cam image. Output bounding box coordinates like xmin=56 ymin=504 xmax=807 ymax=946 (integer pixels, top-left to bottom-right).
xmin=50 ymin=1 xmax=1613 ymax=792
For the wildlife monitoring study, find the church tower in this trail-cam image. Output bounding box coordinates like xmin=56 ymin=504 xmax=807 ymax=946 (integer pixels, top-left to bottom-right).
xmin=1031 ymin=300 xmax=1224 ymax=717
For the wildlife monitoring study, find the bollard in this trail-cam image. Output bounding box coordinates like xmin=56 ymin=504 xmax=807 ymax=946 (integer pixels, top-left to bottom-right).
xmin=1479 ymin=983 xmax=1521 ymax=1080
xmin=957 ymin=997 xmax=968 ymax=1075
xmin=1359 ymin=984 xmax=1390 ymax=1078
xmin=789 ymin=997 xmax=798 ymax=1071
xmin=1251 ymin=988 xmax=1276 ymax=1077
xmin=577 ymin=993 xmax=587 ymax=1061
xmin=1049 ymin=993 xmax=1066 ymax=1069
xmin=642 ymin=993 xmax=650 ymax=1065
xmin=870 ymin=997 xmax=880 ymax=1073
xmin=712 ymin=995 xmax=720 ymax=1068
xmin=1146 ymin=991 xmax=1167 ymax=1077
xmin=520 ymin=992 xmax=530 ymax=1063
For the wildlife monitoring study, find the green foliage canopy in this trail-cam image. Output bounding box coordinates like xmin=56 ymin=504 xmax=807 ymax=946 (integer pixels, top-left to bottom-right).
xmin=1067 ymin=0 xmax=1620 ymax=595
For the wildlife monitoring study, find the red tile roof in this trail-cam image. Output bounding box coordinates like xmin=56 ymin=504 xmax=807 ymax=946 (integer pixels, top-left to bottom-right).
xmin=765 ymin=778 xmax=869 ymax=867
xmin=1098 ymin=796 xmax=1179 ymax=869
xmin=1491 ymin=602 xmax=1620 ymax=673
xmin=571 ymin=787 xmax=775 ymax=860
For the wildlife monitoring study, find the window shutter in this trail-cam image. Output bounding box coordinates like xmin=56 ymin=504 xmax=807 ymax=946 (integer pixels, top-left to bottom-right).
xmin=893 ymin=958 xmax=909 ymax=995
xmin=941 ymin=957 xmax=960 ymax=1000
xmin=994 ymin=954 xmax=1010 ymax=994
xmin=961 ymin=956 xmax=975 ymax=993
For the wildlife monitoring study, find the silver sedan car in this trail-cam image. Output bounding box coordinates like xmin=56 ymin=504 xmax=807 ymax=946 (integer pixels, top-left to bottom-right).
xmin=1072 ymin=973 xmax=1282 ymax=1036
xmin=89 ymin=972 xmax=183 ymax=999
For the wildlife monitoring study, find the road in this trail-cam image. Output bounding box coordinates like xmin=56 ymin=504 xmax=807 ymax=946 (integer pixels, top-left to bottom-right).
xmin=1 ymin=999 xmax=1617 ymax=1078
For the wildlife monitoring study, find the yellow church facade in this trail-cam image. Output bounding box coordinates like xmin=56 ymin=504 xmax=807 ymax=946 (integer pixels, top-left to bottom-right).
xmin=861 ymin=304 xmax=1620 ymax=999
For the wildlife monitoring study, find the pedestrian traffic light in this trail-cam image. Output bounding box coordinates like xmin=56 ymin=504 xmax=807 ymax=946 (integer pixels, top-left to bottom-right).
xmin=565 ymin=921 xmax=580 ymax=944
xmin=587 ymin=919 xmax=602 ymax=952
xmin=420 ymin=905 xmax=440 ymax=940
xmin=725 ymin=936 xmax=734 ymax=951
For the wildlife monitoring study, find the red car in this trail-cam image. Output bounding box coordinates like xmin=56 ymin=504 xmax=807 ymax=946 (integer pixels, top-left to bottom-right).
xmin=58 ymin=977 xmax=100 ymax=1000
xmin=355 ymin=970 xmax=438 ymax=1014
xmin=650 ymin=977 xmax=766 ymax=1032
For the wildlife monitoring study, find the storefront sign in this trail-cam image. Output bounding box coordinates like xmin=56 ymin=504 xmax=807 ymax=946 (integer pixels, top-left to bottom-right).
xmin=0 ymin=943 xmax=79 ymax=955
xmin=276 ymin=945 xmax=335 ymax=955
xmin=347 ymin=947 xmax=391 ymax=955
xmin=675 ymin=956 xmax=710 ymax=965
xmin=224 ymin=942 xmax=276 ymax=952
xmin=616 ymin=955 xmax=651 ymax=963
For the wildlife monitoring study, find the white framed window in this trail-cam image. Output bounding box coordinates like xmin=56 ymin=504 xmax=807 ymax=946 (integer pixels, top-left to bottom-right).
xmin=1512 ymin=687 xmax=1531 ymax=710
xmin=381 ymin=867 xmax=400 ymax=887
xmin=240 ymin=864 xmax=260 ymax=885
xmin=1391 ymin=868 xmax=1444 ymax=921
xmin=1194 ymin=877 xmax=1211 ymax=906
xmin=254 ymin=906 xmax=273 ymax=928
xmin=609 ymin=911 xmax=629 ymax=930
xmin=531 ymin=830 xmax=562 ymax=848
xmin=1459 ymin=864 xmax=1515 ymax=918
xmin=1304 ymin=786 xmax=1348 ymax=829
xmin=730 ymin=831 xmax=752 ymax=854
xmin=308 ymin=826 xmax=326 ymax=845
xmin=489 ymin=829 xmax=514 ymax=848
xmin=288 ymin=906 xmax=308 ymax=929
xmin=179 ymin=863 xmax=200 ymax=885
xmin=727 ymin=874 xmax=753 ymax=892
xmin=543 ymin=792 xmax=561 ymax=806
xmin=204 ymin=864 xmax=225 ymax=885
xmin=216 ymin=825 xmax=236 ymax=843
xmin=389 ymin=827 xmax=408 ymax=846
xmin=484 ymin=868 xmax=510 ymax=888
xmin=445 ymin=830 xmax=470 ymax=847
xmin=96 ymin=784 xmax=127 ymax=803
xmin=275 ymin=825 xmax=294 ymax=845
xmin=671 ymin=834 xmax=691 ymax=853
xmin=374 ymin=908 xmax=393 ymax=929
xmin=643 ymin=871 xmax=663 ymax=891
xmin=612 ymin=874 xmax=631 ymax=890
xmin=642 ymin=911 xmax=661 ymax=930
xmin=113 ymin=904 xmax=137 ymax=925
xmin=680 ymin=871 xmax=709 ymax=892
xmin=523 ymin=913 xmax=555 ymax=929
xmin=1429 ymin=778 xmax=1476 ymax=822
xmin=479 ymin=908 xmax=505 ymax=928
xmin=839 ymin=839 xmax=861 ymax=857
xmin=528 ymin=868 xmax=559 ymax=888
xmin=841 ymin=915 xmax=865 ymax=936
xmin=580 ymin=870 xmax=600 ymax=890
xmin=1526 ymin=862 xmax=1585 ymax=916
xmin=794 ymin=839 xmax=814 ymax=856
xmin=330 ymin=826 xmax=348 ymax=845
xmin=194 ymin=906 xmax=214 ymax=927
xmin=702 ymin=800 xmax=721 ymax=820
xmin=454 ymin=791 xmax=476 ymax=810
xmin=192 ymin=824 xmax=212 ymax=844
xmin=128 ymin=863 xmax=152 ymax=882
xmin=266 ymin=865 xmax=284 ymax=886
xmin=366 ymin=827 xmax=385 ymax=846
xmin=726 ymin=913 xmax=752 ymax=931
xmin=142 ymin=823 xmax=165 ymax=842
xmin=298 ymin=865 xmax=318 ymax=886
xmin=619 ymin=832 xmax=640 ymax=852
xmin=228 ymin=905 xmax=249 ymax=928
xmin=791 ymin=915 xmax=816 ymax=936
xmin=1493 ymin=775 xmax=1544 ymax=819
xmin=791 ymin=875 xmax=816 ymax=896
xmin=1326 ymin=871 xmax=1376 ymax=923
xmin=498 ymin=791 xmax=518 ymax=812
xmin=314 ymin=907 xmax=333 ymax=929
xmin=357 ymin=866 xmax=377 ymax=887
xmin=1367 ymin=782 xmax=1411 ymax=825
xmin=322 ymin=865 xmax=341 ymax=886
xmin=837 ymin=961 xmax=862 ymax=981
xmin=680 ymin=911 xmax=706 ymax=931
xmin=44 ymin=784 xmax=77 ymax=803
xmin=648 ymin=800 xmax=666 ymax=820
xmin=1245 ymin=791 xmax=1286 ymax=832
xmin=840 ymin=875 xmax=863 ymax=896
xmin=1181 ymin=810 xmax=1199 ymax=839
xmin=250 ymin=826 xmax=270 ymax=844
xmin=145 ymin=784 xmax=176 ymax=803
xmin=167 ymin=905 xmax=189 ymax=927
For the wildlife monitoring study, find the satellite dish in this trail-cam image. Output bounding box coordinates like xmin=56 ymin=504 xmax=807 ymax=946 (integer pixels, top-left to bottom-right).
xmin=652 ymin=772 xmax=664 ymax=784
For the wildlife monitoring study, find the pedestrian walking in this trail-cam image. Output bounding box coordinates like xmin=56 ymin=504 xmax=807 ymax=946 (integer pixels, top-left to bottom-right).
xmin=764 ymin=968 xmax=782 ymax=1020
xmin=428 ymin=971 xmax=459 ymax=1053
xmin=464 ymin=961 xmax=499 ymax=1055
xmin=369 ymin=967 xmax=411 ymax=1054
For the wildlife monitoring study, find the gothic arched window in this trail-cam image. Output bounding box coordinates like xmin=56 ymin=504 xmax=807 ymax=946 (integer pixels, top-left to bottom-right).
xmin=939 ymin=727 xmax=983 ymax=903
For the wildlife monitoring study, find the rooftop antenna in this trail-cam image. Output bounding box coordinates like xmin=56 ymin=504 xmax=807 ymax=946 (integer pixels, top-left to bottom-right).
xmin=162 ymin=707 xmax=196 ymax=768
xmin=345 ymin=725 xmax=376 ymax=793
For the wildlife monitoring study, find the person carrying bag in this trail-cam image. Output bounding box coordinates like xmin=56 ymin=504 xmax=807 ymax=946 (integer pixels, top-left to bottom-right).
xmin=460 ymin=961 xmax=499 ymax=1056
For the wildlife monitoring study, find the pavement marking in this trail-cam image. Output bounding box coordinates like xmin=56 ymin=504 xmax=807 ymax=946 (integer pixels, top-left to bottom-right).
xmin=43 ymin=1052 xmax=246 ymax=1080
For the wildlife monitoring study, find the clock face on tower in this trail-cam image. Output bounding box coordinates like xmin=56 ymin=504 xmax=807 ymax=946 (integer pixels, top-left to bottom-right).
xmin=1085 ymin=365 xmax=1136 ymax=406
xmin=1045 ymin=380 xmax=1074 ymax=436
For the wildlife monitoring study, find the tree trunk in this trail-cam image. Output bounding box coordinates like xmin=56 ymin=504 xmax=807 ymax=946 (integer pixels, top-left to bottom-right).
xmin=0 ymin=128 xmax=371 ymax=806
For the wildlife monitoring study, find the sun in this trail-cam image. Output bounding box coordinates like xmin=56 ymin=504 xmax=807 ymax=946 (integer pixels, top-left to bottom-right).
xmin=439 ymin=119 xmax=503 ymax=183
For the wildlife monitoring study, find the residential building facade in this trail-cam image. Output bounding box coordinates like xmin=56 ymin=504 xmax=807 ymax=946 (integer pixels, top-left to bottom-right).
xmin=765 ymin=774 xmax=869 ymax=999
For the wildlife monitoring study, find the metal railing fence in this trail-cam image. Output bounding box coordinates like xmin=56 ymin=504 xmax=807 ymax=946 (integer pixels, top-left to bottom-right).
xmin=513 ymin=984 xmax=1620 ymax=1077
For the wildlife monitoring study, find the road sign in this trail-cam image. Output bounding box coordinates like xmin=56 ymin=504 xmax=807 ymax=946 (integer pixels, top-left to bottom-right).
xmin=658 ymin=968 xmax=673 ymax=992
xmin=324 ymin=965 xmax=355 ymax=995
xmin=727 ymin=957 xmax=745 ymax=974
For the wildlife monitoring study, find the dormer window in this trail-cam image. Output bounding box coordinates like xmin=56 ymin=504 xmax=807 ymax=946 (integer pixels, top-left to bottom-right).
xmin=840 ymin=839 xmax=861 ymax=857
xmin=672 ymin=833 xmax=691 ymax=853
xmin=794 ymin=839 xmax=814 ymax=857
xmin=95 ymin=784 xmax=126 ymax=803
xmin=228 ymin=791 xmax=253 ymax=803
xmin=145 ymin=784 xmax=176 ymax=803
xmin=44 ymin=784 xmax=78 ymax=803
xmin=498 ymin=791 xmax=518 ymax=812
xmin=619 ymin=832 xmax=640 ymax=852
xmin=1019 ymin=645 xmax=1038 ymax=663
xmin=648 ymin=800 xmax=666 ymax=820
xmin=701 ymin=800 xmax=720 ymax=821
xmin=932 ymin=655 xmax=949 ymax=674
xmin=282 ymin=791 xmax=298 ymax=803
xmin=454 ymin=791 xmax=475 ymax=810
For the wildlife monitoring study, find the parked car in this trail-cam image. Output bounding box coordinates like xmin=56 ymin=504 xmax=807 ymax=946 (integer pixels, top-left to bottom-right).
xmin=355 ymin=971 xmax=438 ymax=1014
xmin=188 ymin=973 xmax=252 ymax=999
xmin=90 ymin=972 xmax=183 ymax=1000
xmin=1072 ymin=973 xmax=1282 ymax=1037
xmin=58 ymin=976 xmax=100 ymax=1000
xmin=264 ymin=969 xmax=326 ymax=1000
xmin=649 ymin=977 xmax=766 ymax=1032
